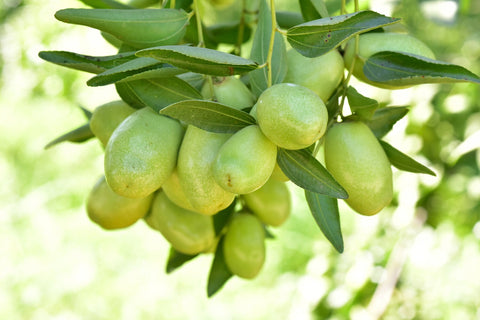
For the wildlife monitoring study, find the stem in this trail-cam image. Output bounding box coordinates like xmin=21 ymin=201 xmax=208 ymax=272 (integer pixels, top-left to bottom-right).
xmin=170 ymin=0 xmax=175 ymax=9
xmin=235 ymin=0 xmax=247 ymax=56
xmin=266 ymin=0 xmax=277 ymax=88
xmin=193 ymin=0 xmax=205 ymax=47
xmin=341 ymin=0 xmax=346 ymax=14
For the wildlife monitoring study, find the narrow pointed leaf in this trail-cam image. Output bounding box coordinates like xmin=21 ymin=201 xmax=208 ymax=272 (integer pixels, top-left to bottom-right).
xmin=249 ymin=0 xmax=287 ymax=97
xmin=213 ymin=199 xmax=236 ymax=236
xmin=80 ymin=106 xmax=93 ymax=119
xmin=207 ymin=237 xmax=232 ymax=298
xmin=277 ymin=148 xmax=348 ymax=199
xmin=346 ymin=86 xmax=378 ymax=120
xmin=364 ymin=51 xmax=480 ymax=86
xmin=115 ymin=77 xmax=202 ymax=111
xmin=137 ymin=45 xmax=259 ymax=76
xmin=305 ymin=190 xmax=343 ymax=253
xmin=380 ymin=140 xmax=436 ymax=176
xmin=160 ymin=100 xmax=256 ymax=133
xmin=366 ymin=106 xmax=409 ymax=138
xmin=287 ymin=11 xmax=400 ymax=58
xmin=87 ymin=57 xmax=186 ymax=86
xmin=299 ymin=0 xmax=329 ymax=21
xmin=78 ymin=0 xmax=132 ymax=9
xmin=38 ymin=50 xmax=137 ymax=74
xmin=165 ymin=247 xmax=198 ymax=274
xmin=44 ymin=123 xmax=93 ymax=149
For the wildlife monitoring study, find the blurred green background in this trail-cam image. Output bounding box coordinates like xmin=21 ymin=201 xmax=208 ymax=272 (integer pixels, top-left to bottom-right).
xmin=1 ymin=0 xmax=479 ymax=319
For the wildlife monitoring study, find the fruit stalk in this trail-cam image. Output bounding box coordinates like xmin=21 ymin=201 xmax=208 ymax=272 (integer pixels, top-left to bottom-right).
xmin=266 ymin=0 xmax=277 ymax=88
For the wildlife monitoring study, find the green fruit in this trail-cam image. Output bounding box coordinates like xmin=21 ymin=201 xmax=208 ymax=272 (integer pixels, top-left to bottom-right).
xmin=324 ymin=121 xmax=393 ymax=215
xmin=161 ymin=168 xmax=196 ymax=212
xmin=343 ymin=33 xmax=435 ymax=89
xmin=89 ymin=100 xmax=136 ymax=148
xmin=104 ymin=107 xmax=184 ymax=199
xmin=55 ymin=9 xmax=189 ymax=49
xmin=87 ymin=176 xmax=153 ymax=230
xmin=213 ymin=125 xmax=277 ymax=194
xmin=223 ymin=213 xmax=265 ymax=279
xmin=148 ymin=192 xmax=215 ymax=255
xmin=256 ymin=83 xmax=328 ymax=150
xmin=284 ymin=48 xmax=344 ymax=102
xmin=243 ymin=178 xmax=291 ymax=227
xmin=208 ymin=0 xmax=235 ymax=8
xmin=177 ymin=125 xmax=235 ymax=215
xmin=201 ymin=76 xmax=255 ymax=110
xmin=270 ymin=163 xmax=289 ymax=182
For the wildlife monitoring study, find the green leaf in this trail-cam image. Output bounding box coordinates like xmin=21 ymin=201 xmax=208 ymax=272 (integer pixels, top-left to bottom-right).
xmin=165 ymin=247 xmax=198 ymax=274
xmin=287 ymin=11 xmax=400 ymax=58
xmin=305 ymin=191 xmax=343 ymax=253
xmin=299 ymin=0 xmax=329 ymax=21
xmin=346 ymin=86 xmax=378 ymax=120
xmin=87 ymin=57 xmax=186 ymax=86
xmin=364 ymin=51 xmax=480 ymax=86
xmin=366 ymin=106 xmax=409 ymax=138
xmin=379 ymin=140 xmax=436 ymax=176
xmin=44 ymin=123 xmax=94 ymax=149
xmin=207 ymin=237 xmax=232 ymax=298
xmin=115 ymin=77 xmax=202 ymax=111
xmin=38 ymin=50 xmax=137 ymax=74
xmin=213 ymin=199 xmax=236 ymax=236
xmin=136 ymin=45 xmax=259 ymax=76
xmin=160 ymin=100 xmax=256 ymax=133
xmin=77 ymin=0 xmax=132 ymax=9
xmin=276 ymin=11 xmax=304 ymax=29
xmin=249 ymin=0 xmax=288 ymax=97
xmin=206 ymin=22 xmax=252 ymax=45
xmin=277 ymin=148 xmax=348 ymax=199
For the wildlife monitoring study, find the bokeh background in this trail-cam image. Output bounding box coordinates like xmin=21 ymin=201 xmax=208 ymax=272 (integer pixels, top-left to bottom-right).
xmin=1 ymin=0 xmax=479 ymax=319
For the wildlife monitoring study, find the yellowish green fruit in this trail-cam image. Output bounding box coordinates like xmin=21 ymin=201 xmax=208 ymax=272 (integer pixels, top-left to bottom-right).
xmin=343 ymin=33 xmax=435 ymax=89
xmin=162 ymin=168 xmax=195 ymax=211
xmin=201 ymin=76 xmax=255 ymax=110
xmin=213 ymin=125 xmax=277 ymax=194
xmin=89 ymin=100 xmax=136 ymax=147
xmin=177 ymin=125 xmax=235 ymax=215
xmin=270 ymin=163 xmax=289 ymax=182
xmin=243 ymin=178 xmax=291 ymax=227
xmin=87 ymin=176 xmax=153 ymax=230
xmin=207 ymin=0 xmax=236 ymax=9
xmin=223 ymin=213 xmax=265 ymax=279
xmin=324 ymin=121 xmax=393 ymax=215
xmin=284 ymin=49 xmax=344 ymax=102
xmin=256 ymin=83 xmax=328 ymax=150
xmin=104 ymin=107 xmax=184 ymax=198
xmin=148 ymin=192 xmax=215 ymax=255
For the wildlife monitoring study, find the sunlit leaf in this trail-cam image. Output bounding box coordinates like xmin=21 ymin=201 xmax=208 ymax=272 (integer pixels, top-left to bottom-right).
xmin=277 ymin=148 xmax=348 ymax=199
xmin=165 ymin=247 xmax=198 ymax=274
xmin=137 ymin=45 xmax=259 ymax=76
xmin=364 ymin=51 xmax=480 ymax=86
xmin=207 ymin=237 xmax=232 ymax=298
xmin=346 ymin=86 xmax=378 ymax=120
xmin=366 ymin=106 xmax=409 ymax=138
xmin=44 ymin=123 xmax=93 ymax=149
xmin=160 ymin=100 xmax=256 ymax=133
xmin=305 ymin=191 xmax=343 ymax=253
xmin=287 ymin=11 xmax=400 ymax=57
xmin=380 ymin=140 xmax=436 ymax=176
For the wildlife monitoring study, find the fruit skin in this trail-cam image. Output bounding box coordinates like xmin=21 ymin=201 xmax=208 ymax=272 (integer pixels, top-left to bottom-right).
xmin=89 ymin=100 xmax=136 ymax=148
xmin=208 ymin=0 xmax=235 ymax=9
xmin=201 ymin=76 xmax=255 ymax=110
xmin=270 ymin=163 xmax=289 ymax=182
xmin=256 ymin=83 xmax=328 ymax=150
xmin=243 ymin=178 xmax=291 ymax=227
xmin=87 ymin=176 xmax=154 ymax=230
xmin=213 ymin=125 xmax=277 ymax=194
xmin=147 ymin=192 xmax=215 ymax=255
xmin=177 ymin=125 xmax=235 ymax=215
xmin=223 ymin=213 xmax=265 ymax=279
xmin=343 ymin=33 xmax=435 ymax=89
xmin=324 ymin=121 xmax=393 ymax=215
xmin=161 ymin=167 xmax=196 ymax=212
xmin=284 ymin=49 xmax=344 ymax=102
xmin=104 ymin=107 xmax=184 ymax=199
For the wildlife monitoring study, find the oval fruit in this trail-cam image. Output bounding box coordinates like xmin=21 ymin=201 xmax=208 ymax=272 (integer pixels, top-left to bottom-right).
xmin=270 ymin=163 xmax=289 ymax=182
xmin=161 ymin=168 xmax=196 ymax=212
xmin=256 ymin=83 xmax=328 ymax=150
xmin=87 ymin=176 xmax=153 ymax=230
xmin=177 ymin=125 xmax=235 ymax=215
xmin=213 ymin=125 xmax=277 ymax=194
xmin=243 ymin=178 xmax=291 ymax=227
xmin=147 ymin=192 xmax=215 ymax=255
xmin=284 ymin=48 xmax=344 ymax=102
xmin=104 ymin=107 xmax=184 ymax=198
xmin=343 ymin=33 xmax=435 ymax=89
xmin=324 ymin=121 xmax=393 ymax=215
xmin=223 ymin=213 xmax=265 ymax=279
xmin=201 ymin=76 xmax=255 ymax=110
xmin=89 ymin=100 xmax=136 ymax=147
